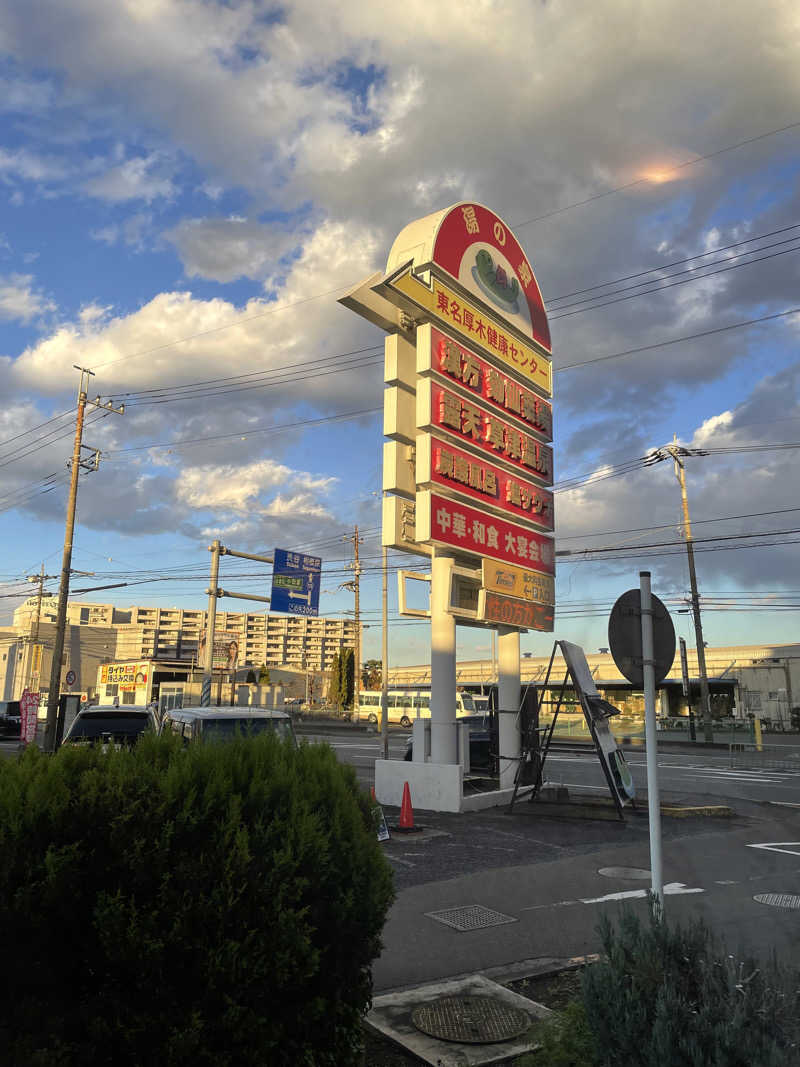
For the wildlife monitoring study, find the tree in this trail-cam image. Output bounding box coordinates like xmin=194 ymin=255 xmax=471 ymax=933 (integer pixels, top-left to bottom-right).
xmin=362 ymin=659 xmax=382 ymax=689
xmin=328 ymin=653 xmax=341 ymax=707
xmin=339 ymin=647 xmax=355 ymax=708
xmin=258 ymin=664 xmax=270 ymax=685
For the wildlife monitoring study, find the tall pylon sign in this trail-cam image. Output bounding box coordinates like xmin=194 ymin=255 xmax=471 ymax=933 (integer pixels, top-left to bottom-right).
xmin=341 ymin=203 xmax=553 ymax=811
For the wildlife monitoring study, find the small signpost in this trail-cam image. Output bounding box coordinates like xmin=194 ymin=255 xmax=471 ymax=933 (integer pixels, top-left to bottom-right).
xmin=270 ymin=549 xmax=322 ymax=617
xmin=65 ymin=669 xmax=76 ymax=688
xmin=609 ymin=575 xmax=677 ymax=916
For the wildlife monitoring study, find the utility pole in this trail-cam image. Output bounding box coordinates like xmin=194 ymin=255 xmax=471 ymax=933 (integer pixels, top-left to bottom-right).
xmin=646 ymin=438 xmax=713 ymax=742
xmin=44 ymin=368 xmax=124 ymax=752
xmin=343 ymin=525 xmax=364 ymax=718
xmin=202 ymin=540 xmax=222 ymax=707
xmin=26 ymin=564 xmax=57 ymax=691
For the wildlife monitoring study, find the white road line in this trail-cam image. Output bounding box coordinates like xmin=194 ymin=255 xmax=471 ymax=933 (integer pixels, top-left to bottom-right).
xmin=747 ymin=842 xmax=800 ymax=857
xmin=522 ymin=882 xmax=704 ymax=910
xmin=580 ymin=882 xmax=704 ymax=903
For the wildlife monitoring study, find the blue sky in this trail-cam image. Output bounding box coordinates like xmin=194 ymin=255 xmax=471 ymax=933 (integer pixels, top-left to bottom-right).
xmin=1 ymin=0 xmax=799 ymax=666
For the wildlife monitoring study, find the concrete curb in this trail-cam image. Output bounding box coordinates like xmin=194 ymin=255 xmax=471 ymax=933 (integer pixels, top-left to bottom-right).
xmin=660 ymin=804 xmax=734 ymax=817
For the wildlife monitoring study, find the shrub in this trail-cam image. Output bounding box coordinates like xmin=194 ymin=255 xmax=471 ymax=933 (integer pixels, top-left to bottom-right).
xmin=0 ymin=733 xmax=394 ymax=1066
xmin=526 ymin=998 xmax=597 ymax=1066
xmin=582 ymin=906 xmax=800 ymax=1066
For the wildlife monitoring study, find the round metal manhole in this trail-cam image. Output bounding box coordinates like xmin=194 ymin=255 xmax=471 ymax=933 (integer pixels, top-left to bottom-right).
xmin=753 ymin=893 xmax=800 ymax=910
xmin=411 ymin=995 xmax=530 ymax=1045
xmin=598 ymin=866 xmax=651 ymax=880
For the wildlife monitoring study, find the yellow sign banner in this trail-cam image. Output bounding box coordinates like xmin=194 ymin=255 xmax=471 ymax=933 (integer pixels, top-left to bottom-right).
xmin=482 ymin=559 xmax=555 ymax=605
xmin=377 ymin=264 xmax=552 ymax=397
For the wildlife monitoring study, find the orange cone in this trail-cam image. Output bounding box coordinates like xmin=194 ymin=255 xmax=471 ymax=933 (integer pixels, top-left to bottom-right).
xmin=370 ymin=786 xmax=376 ymax=803
xmin=398 ymin=781 xmax=414 ymax=830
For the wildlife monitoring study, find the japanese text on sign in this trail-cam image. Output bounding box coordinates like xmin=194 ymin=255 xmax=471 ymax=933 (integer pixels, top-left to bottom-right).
xmin=428 ymin=435 xmax=553 ymax=529
xmin=422 ymin=381 xmax=553 ymax=484
xmin=429 ymin=327 xmax=552 ymax=437
xmin=422 ymin=491 xmax=555 ymax=574
xmin=385 ymin=268 xmax=552 ymax=394
xmin=480 ymin=591 xmax=554 ymax=632
xmin=482 ymin=559 xmax=555 ymax=604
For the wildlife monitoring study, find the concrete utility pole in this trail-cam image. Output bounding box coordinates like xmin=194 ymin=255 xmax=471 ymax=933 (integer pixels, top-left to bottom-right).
xmin=343 ymin=526 xmax=363 ymax=716
xmin=44 ymin=368 xmax=124 ymax=752
xmin=26 ymin=564 xmax=57 ymax=691
xmin=202 ymin=540 xmax=222 ymax=707
xmin=646 ymin=438 xmax=713 ymax=743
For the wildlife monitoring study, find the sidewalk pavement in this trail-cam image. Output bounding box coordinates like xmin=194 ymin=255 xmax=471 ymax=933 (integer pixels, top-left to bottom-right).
xmin=372 ymin=790 xmax=800 ymax=993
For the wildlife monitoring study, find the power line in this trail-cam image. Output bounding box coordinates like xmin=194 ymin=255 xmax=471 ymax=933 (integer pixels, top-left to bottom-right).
xmin=550 ymin=242 xmax=800 ymax=320
xmin=105 ymin=406 xmax=382 ymax=457
xmin=556 ymin=305 xmax=800 ymax=372
xmin=543 ymin=221 xmax=800 ymax=305
xmin=0 ymin=409 xmax=74 ymax=451
xmin=549 ymin=234 xmax=800 ymax=315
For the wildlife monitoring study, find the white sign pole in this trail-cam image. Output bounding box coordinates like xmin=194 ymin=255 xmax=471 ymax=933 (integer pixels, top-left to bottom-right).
xmin=640 ymin=570 xmax=663 ymax=915
xmin=497 ymin=626 xmax=521 ymax=789
xmin=430 ymin=550 xmax=458 ymax=764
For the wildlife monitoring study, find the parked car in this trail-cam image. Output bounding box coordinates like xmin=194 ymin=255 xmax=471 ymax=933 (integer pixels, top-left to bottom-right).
xmin=61 ymin=706 xmax=158 ymax=749
xmin=404 ymin=713 xmax=497 ymax=774
xmin=0 ymin=700 xmax=21 ymax=738
xmin=160 ymin=707 xmax=297 ymax=746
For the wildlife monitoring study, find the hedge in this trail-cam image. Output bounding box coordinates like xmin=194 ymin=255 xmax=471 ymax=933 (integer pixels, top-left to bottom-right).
xmin=0 ymin=732 xmax=394 ymax=1066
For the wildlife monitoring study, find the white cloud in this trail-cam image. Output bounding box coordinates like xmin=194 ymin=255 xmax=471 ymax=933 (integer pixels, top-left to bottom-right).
xmin=166 ymin=216 xmax=297 ymax=282
xmin=0 ymin=274 xmax=55 ymax=323
xmin=0 ymin=147 xmax=69 ymax=184
xmin=84 ymin=152 xmax=175 ymax=203
xmin=176 ymin=458 xmax=293 ymax=512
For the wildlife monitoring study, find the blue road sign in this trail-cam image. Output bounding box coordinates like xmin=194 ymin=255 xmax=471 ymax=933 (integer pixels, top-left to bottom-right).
xmin=271 ymin=548 xmax=322 ymax=617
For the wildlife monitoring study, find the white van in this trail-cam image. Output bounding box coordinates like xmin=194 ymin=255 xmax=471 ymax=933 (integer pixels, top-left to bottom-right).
xmin=161 ymin=707 xmax=297 ymax=746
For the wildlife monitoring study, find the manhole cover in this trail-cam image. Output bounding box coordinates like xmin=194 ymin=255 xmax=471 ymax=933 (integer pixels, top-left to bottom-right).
xmin=753 ymin=893 xmax=800 ymax=909
xmin=598 ymin=866 xmax=651 ymax=880
xmin=412 ymin=995 xmax=530 ymax=1044
xmin=425 ymin=904 xmax=518 ymax=931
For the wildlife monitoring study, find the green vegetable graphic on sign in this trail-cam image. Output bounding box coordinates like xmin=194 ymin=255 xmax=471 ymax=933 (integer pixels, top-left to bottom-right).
xmin=473 ymin=249 xmax=520 ymax=313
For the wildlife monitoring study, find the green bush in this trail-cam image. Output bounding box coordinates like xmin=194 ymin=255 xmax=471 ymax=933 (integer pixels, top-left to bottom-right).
xmin=0 ymin=733 xmax=394 ymax=1066
xmin=525 ymin=998 xmax=597 ymax=1066
xmin=582 ymin=907 xmax=800 ymax=1066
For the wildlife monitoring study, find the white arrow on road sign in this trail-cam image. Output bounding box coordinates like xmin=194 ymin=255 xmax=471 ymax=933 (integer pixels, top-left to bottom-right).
xmin=747 ymin=842 xmax=800 ymax=857
xmin=288 ymin=589 xmax=312 ymax=604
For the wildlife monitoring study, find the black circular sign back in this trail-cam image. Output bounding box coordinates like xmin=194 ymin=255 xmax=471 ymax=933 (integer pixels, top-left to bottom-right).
xmin=608 ymin=588 xmax=676 ymax=686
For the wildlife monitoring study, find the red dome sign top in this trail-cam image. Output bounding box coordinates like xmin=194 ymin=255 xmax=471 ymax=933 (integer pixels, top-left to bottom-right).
xmin=386 ymin=202 xmax=551 ymax=354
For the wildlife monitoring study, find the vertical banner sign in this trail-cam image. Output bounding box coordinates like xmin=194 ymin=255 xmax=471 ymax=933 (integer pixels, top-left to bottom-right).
xmin=340 ymin=201 xmax=554 ymax=632
xmin=679 ymin=637 xmax=690 ymax=697
xmin=20 ymin=688 xmax=39 ymax=744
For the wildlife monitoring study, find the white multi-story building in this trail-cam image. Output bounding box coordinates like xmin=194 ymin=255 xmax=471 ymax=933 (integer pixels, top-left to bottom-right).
xmin=3 ymin=597 xmax=357 ymax=702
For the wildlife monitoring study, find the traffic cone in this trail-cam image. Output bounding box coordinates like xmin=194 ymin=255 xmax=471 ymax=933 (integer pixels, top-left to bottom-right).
xmin=397 ymin=782 xmax=415 ymax=830
xmin=370 ymin=786 xmax=376 ymax=803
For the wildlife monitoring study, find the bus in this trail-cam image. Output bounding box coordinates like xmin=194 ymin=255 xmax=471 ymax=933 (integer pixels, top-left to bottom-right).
xmin=357 ymin=689 xmax=476 ymax=727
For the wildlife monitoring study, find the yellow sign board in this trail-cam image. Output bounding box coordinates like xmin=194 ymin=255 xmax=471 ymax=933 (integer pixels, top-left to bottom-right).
xmin=376 ymin=264 xmax=552 ymax=397
xmin=482 ymin=559 xmax=555 ymax=605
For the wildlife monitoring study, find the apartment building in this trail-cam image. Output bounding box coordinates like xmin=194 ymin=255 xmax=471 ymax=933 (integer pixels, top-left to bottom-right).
xmin=10 ymin=596 xmax=357 ymax=677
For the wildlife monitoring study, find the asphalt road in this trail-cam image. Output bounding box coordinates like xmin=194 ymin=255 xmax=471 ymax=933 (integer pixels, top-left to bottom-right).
xmin=301 ymin=726 xmax=800 ymax=806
